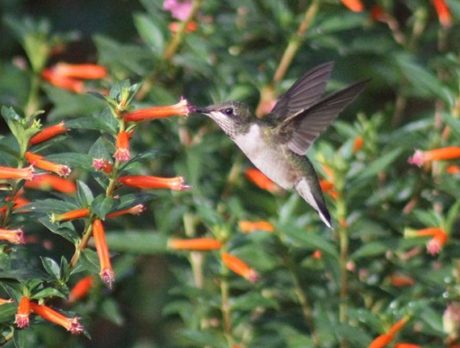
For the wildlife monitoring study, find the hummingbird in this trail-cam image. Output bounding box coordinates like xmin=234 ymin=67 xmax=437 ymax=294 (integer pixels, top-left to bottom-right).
xmin=194 ymin=62 xmax=368 ymax=228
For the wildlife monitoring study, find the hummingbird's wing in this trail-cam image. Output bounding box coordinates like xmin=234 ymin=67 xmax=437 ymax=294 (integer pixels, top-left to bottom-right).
xmin=269 ymin=62 xmax=334 ymax=120
xmin=274 ymin=79 xmax=369 ymax=155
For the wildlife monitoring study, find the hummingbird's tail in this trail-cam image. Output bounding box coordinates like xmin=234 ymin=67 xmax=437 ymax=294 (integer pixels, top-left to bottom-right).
xmin=295 ymin=178 xmax=332 ymax=229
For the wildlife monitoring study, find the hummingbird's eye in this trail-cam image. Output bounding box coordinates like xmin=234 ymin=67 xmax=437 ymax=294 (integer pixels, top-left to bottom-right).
xmin=223 ymin=108 xmax=234 ymax=116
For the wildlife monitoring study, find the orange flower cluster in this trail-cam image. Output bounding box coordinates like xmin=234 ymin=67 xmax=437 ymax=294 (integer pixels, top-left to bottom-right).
xmin=42 ymin=63 xmax=107 ymax=93
xmin=15 ymin=296 xmax=83 ymax=334
xmin=368 ymin=317 xmax=409 ymax=348
xmin=342 ymin=0 xmax=452 ymax=28
xmin=404 ymin=227 xmax=448 ymax=255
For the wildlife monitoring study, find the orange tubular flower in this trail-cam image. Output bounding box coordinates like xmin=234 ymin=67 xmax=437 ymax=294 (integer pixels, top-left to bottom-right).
xmin=92 ymin=219 xmax=114 ymax=288
xmin=114 ymin=131 xmax=131 ymax=162
xmin=352 ymin=135 xmax=364 ymax=153
xmin=0 ymin=228 xmax=25 ymax=244
xmin=394 ymin=344 xmax=421 ymax=348
xmin=408 ymin=147 xmax=460 ymax=167
xmin=312 ymin=250 xmax=322 ymax=260
xmin=369 ymin=317 xmax=409 ymax=348
xmin=238 ymin=220 xmax=275 ymax=233
xmin=0 ymin=165 xmax=34 ymax=181
xmin=404 ymin=227 xmax=448 ymax=255
xmin=30 ymin=121 xmax=68 ymax=145
xmin=168 ymin=238 xmax=222 ymax=251
xmin=50 ymin=208 xmax=90 ymax=223
xmin=107 ymin=204 xmax=145 ymax=219
xmin=29 ymin=302 xmax=84 ymax=334
xmin=432 ymin=0 xmax=452 ymax=28
xmin=124 ymin=98 xmax=191 ymax=122
xmin=15 ymin=296 xmax=31 ymax=328
xmin=68 ymin=276 xmax=94 ymax=304
xmin=389 ymin=274 xmax=415 ymax=287
xmin=41 ymin=69 xmax=84 ymax=93
xmin=221 ymin=252 xmax=259 ymax=283
xmin=52 ymin=63 xmax=107 ymax=79
xmin=447 ymin=165 xmax=460 ymax=174
xmin=118 ymin=175 xmax=191 ymax=191
xmin=25 ymin=174 xmax=76 ymax=194
xmin=92 ymin=158 xmax=113 ymax=174
xmin=25 ymin=152 xmax=71 ymax=177
xmin=341 ymin=0 xmax=364 ymax=12
xmin=245 ymin=168 xmax=280 ymax=193
xmin=370 ymin=5 xmax=389 ymax=22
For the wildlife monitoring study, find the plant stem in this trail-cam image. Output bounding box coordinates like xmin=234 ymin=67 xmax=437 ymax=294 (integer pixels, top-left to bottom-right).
xmin=220 ymin=275 xmax=234 ymax=346
xmin=25 ymin=74 xmax=41 ymax=121
xmin=273 ymin=0 xmax=319 ymax=83
xmin=70 ymin=221 xmax=93 ymax=268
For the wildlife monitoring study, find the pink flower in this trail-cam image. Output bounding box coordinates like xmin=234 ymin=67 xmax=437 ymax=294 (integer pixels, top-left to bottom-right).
xmin=163 ymin=0 xmax=193 ymax=21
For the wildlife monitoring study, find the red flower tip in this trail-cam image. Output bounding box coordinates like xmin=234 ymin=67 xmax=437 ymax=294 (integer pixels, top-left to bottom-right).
xmin=433 ymin=0 xmax=452 ymax=28
xmin=352 ymin=135 xmax=364 ymax=153
xmin=101 ymin=268 xmax=115 ymax=289
xmin=67 ymin=317 xmax=85 ymax=335
xmin=114 ymin=131 xmax=132 ymax=162
xmin=15 ymin=296 xmax=31 ymax=328
xmin=407 ymin=150 xmax=425 ymax=167
xmin=92 ymin=158 xmax=113 ymax=174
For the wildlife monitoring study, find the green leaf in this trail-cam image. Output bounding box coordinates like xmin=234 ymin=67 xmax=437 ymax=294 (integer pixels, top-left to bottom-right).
xmin=32 ymin=287 xmax=67 ymax=300
xmin=282 ymin=227 xmax=339 ymax=260
xmin=396 ymin=54 xmax=453 ymax=105
xmin=351 ymin=148 xmax=402 ymax=182
xmin=133 ymin=13 xmax=165 ymax=56
xmin=47 ymin=152 xmax=93 ymax=171
xmin=76 ymin=180 xmax=94 ymax=206
xmin=100 ymin=298 xmax=124 ymax=326
xmin=24 ymin=199 xmax=78 ymax=214
xmin=350 ymin=240 xmax=396 ymax=260
xmin=39 ymin=217 xmax=79 ymax=244
xmin=105 ymin=232 xmax=168 ymax=254
xmin=91 ymin=195 xmax=114 ymax=219
xmin=40 ymin=257 xmax=60 ymax=280
xmin=0 ymin=303 xmax=15 ymax=323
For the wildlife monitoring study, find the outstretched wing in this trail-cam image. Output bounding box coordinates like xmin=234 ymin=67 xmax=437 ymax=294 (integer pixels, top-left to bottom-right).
xmin=275 ymin=79 xmax=369 ymax=155
xmin=269 ymin=62 xmax=334 ymax=120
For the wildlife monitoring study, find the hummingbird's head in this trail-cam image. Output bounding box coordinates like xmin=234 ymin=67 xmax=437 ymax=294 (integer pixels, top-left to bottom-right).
xmin=194 ymin=101 xmax=252 ymax=137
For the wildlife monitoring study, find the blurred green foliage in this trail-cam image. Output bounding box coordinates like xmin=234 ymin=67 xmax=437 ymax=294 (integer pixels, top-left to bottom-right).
xmin=0 ymin=0 xmax=460 ymax=347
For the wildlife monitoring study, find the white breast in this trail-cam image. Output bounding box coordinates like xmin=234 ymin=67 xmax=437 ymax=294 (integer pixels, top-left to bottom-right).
xmin=233 ymin=124 xmax=295 ymax=189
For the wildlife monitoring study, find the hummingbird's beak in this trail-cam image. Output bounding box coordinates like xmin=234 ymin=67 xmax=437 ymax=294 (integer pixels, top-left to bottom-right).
xmin=193 ymin=107 xmax=209 ymax=113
